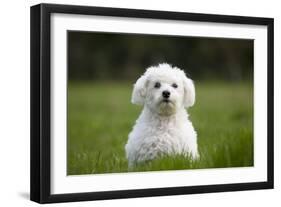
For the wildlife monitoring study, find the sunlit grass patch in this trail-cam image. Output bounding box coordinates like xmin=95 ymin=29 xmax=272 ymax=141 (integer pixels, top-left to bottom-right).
xmin=67 ymin=81 xmax=253 ymax=175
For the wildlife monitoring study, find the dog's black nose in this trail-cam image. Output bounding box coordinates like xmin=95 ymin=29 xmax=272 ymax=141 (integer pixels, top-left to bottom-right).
xmin=162 ymin=90 xmax=170 ymax=98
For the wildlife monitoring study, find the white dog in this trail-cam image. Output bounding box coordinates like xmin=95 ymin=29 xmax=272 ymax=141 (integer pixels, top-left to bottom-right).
xmin=125 ymin=63 xmax=199 ymax=167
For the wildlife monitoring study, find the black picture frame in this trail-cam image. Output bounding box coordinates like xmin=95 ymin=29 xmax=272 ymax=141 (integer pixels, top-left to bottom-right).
xmin=30 ymin=3 xmax=274 ymax=204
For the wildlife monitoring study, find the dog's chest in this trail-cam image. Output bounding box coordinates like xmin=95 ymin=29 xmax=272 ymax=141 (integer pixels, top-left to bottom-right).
xmin=142 ymin=122 xmax=185 ymax=148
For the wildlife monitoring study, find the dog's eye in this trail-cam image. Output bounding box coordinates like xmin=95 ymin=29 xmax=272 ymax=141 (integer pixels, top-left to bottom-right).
xmin=154 ymin=82 xmax=161 ymax=88
xmin=172 ymin=83 xmax=178 ymax=88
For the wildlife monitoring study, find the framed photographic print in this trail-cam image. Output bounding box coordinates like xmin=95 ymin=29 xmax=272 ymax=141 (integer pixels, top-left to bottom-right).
xmin=30 ymin=3 xmax=274 ymax=203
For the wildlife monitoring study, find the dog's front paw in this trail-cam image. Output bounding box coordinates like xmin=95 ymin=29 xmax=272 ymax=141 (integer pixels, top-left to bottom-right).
xmin=190 ymin=150 xmax=200 ymax=161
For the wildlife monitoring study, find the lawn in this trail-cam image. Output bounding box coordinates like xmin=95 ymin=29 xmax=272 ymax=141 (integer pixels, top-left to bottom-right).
xmin=67 ymin=81 xmax=253 ymax=175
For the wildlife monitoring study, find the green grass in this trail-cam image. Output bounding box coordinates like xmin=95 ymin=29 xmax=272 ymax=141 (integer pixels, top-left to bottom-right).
xmin=67 ymin=81 xmax=253 ymax=175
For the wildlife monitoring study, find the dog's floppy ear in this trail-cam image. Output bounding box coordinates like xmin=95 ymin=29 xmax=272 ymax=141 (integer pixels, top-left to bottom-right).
xmin=131 ymin=74 xmax=148 ymax=105
xmin=182 ymin=76 xmax=195 ymax=108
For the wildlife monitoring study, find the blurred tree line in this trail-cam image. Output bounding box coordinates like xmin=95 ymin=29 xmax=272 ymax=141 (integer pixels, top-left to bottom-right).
xmin=68 ymin=31 xmax=253 ymax=82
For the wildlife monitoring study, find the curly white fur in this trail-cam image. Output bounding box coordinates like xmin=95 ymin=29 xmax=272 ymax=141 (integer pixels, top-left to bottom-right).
xmin=125 ymin=63 xmax=199 ymax=167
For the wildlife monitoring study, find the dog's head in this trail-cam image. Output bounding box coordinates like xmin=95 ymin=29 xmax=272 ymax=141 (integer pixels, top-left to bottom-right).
xmin=131 ymin=63 xmax=195 ymax=116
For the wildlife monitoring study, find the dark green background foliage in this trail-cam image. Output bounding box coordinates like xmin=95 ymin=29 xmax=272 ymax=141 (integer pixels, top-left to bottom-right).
xmin=67 ymin=31 xmax=253 ymax=175
xmin=68 ymin=32 xmax=253 ymax=81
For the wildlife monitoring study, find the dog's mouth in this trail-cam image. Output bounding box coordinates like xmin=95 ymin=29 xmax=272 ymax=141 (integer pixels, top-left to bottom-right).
xmin=162 ymin=99 xmax=170 ymax=103
xmin=161 ymin=98 xmax=174 ymax=106
xmin=158 ymin=99 xmax=176 ymax=115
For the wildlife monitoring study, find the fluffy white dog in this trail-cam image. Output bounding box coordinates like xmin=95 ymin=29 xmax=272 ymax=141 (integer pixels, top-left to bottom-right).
xmin=125 ymin=63 xmax=199 ymax=167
